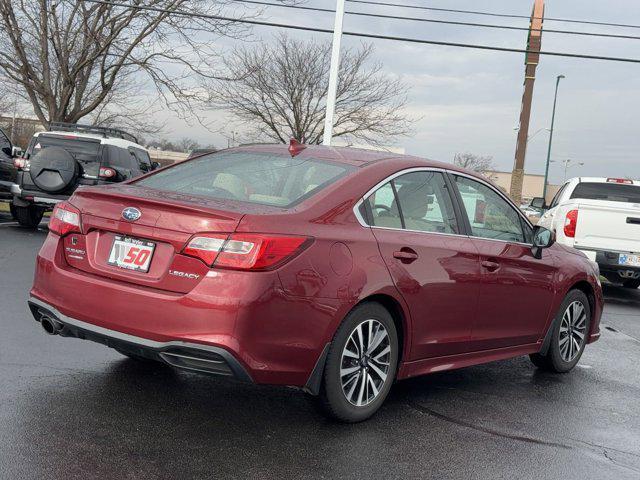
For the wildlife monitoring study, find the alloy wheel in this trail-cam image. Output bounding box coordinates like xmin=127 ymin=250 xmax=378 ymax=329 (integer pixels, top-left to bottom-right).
xmin=559 ymin=300 xmax=587 ymax=362
xmin=340 ymin=319 xmax=391 ymax=407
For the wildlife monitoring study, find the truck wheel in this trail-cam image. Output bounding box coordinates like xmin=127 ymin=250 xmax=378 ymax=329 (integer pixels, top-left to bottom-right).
xmin=319 ymin=302 xmax=399 ymax=423
xmin=14 ymin=205 xmax=45 ymax=228
xmin=530 ymin=290 xmax=591 ymax=373
xmin=622 ymin=279 xmax=640 ymax=289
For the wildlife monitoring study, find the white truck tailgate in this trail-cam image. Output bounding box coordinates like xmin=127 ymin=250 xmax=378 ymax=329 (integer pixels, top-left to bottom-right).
xmin=574 ymin=201 xmax=640 ymax=252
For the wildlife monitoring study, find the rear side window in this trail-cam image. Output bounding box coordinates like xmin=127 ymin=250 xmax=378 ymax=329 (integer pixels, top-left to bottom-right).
xmin=364 ymin=171 xmax=459 ymax=234
xmin=570 ymin=182 xmax=640 ymax=203
xmin=135 ymin=151 xmax=354 ymax=207
xmin=30 ymin=135 xmax=101 ymax=176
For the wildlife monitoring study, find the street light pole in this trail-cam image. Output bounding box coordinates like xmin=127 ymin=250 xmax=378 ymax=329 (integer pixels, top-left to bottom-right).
xmin=542 ymin=75 xmax=565 ymax=201
xmin=322 ymin=0 xmax=346 ymax=146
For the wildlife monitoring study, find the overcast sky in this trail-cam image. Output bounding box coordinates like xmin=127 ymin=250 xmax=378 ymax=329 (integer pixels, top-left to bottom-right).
xmin=156 ymin=0 xmax=640 ymax=184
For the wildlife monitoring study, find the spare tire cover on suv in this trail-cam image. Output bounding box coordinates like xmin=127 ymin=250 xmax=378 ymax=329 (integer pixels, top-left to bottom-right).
xmin=29 ymin=146 xmax=79 ymax=193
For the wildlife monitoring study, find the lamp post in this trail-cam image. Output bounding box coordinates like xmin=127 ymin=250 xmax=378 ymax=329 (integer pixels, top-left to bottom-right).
xmin=542 ymin=74 xmax=565 ymax=201
xmin=551 ymin=159 xmax=584 ymax=181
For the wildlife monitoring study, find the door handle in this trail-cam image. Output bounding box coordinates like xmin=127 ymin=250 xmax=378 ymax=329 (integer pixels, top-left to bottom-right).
xmin=393 ymin=248 xmax=418 ymax=264
xmin=481 ymin=260 xmax=500 ymax=272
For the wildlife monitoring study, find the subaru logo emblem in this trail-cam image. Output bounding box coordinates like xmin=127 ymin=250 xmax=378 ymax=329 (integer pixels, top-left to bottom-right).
xmin=122 ymin=207 xmax=141 ymax=222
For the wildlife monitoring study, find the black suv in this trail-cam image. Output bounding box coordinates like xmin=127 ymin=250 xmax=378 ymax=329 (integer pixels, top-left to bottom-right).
xmin=12 ymin=123 xmax=158 ymax=227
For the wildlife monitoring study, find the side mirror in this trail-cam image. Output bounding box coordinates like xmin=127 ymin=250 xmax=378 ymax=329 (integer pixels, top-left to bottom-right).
xmin=11 ymin=146 xmax=23 ymax=158
xmin=151 ymin=161 xmax=161 ymax=170
xmin=530 ymin=197 xmax=546 ymax=210
xmin=531 ymin=226 xmax=555 ymax=259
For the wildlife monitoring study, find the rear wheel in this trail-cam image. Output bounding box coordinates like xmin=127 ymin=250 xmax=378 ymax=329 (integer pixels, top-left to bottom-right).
xmin=14 ymin=205 xmax=45 ymax=228
xmin=530 ymin=290 xmax=591 ymax=373
xmin=622 ymin=279 xmax=640 ymax=289
xmin=319 ymin=302 xmax=399 ymax=423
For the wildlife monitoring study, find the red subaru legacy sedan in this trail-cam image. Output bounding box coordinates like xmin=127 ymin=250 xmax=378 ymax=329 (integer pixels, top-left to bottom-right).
xmin=29 ymin=143 xmax=602 ymax=422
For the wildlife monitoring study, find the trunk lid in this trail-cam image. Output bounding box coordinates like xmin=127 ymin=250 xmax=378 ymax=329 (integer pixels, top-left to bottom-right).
xmin=64 ymin=185 xmax=246 ymax=293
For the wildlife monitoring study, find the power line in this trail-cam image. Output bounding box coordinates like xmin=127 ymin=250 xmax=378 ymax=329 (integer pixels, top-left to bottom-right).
xmin=347 ymin=0 xmax=640 ymax=30
xmin=78 ymin=0 xmax=640 ymax=64
xmin=233 ymin=0 xmax=640 ymax=41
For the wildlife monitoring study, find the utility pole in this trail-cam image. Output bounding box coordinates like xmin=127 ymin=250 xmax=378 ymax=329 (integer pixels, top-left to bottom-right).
xmin=322 ymin=0 xmax=346 ymax=146
xmin=542 ymin=75 xmax=565 ymax=201
xmin=509 ymin=0 xmax=545 ymax=204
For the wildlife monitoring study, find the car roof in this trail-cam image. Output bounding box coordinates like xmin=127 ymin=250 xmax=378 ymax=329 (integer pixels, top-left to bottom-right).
xmin=33 ymin=130 xmax=147 ymax=151
xmin=566 ymin=176 xmax=640 ymax=186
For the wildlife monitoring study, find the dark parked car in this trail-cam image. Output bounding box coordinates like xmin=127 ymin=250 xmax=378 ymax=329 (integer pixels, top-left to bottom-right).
xmin=12 ymin=122 xmax=157 ymax=227
xmin=29 ymin=143 xmax=603 ymax=422
xmin=0 ymin=127 xmax=20 ymax=212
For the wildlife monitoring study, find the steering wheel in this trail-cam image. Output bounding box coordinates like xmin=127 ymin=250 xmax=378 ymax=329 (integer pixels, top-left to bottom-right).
xmin=373 ymin=204 xmax=391 ymax=214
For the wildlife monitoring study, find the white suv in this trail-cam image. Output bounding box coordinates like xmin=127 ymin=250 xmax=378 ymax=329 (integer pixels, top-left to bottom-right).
xmin=11 ymin=123 xmax=156 ymax=227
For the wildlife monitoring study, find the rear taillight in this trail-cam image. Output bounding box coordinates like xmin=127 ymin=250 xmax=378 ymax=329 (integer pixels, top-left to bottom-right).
xmin=99 ymin=167 xmax=116 ymax=179
xmin=49 ymin=202 xmax=82 ymax=236
xmin=564 ymin=209 xmax=578 ymax=238
xmin=183 ymin=233 xmax=311 ymax=270
xmin=13 ymin=158 xmax=29 ymax=169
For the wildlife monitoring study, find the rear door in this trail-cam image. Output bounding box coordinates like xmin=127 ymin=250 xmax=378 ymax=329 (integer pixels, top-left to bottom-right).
xmin=451 ymin=174 xmax=557 ymax=350
xmin=568 ymin=182 xmax=640 ymax=253
xmin=364 ymin=169 xmax=482 ymax=360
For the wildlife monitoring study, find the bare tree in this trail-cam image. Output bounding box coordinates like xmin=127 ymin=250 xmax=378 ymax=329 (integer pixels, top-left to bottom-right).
xmin=176 ymin=137 xmax=201 ymax=153
xmin=0 ymin=0 xmax=270 ymax=131
xmin=453 ymin=152 xmax=496 ymax=175
xmin=209 ymin=34 xmax=413 ymax=146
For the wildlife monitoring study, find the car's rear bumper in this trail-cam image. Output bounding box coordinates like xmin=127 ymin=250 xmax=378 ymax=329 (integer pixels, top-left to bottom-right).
xmin=28 ymin=297 xmax=253 ymax=381
xmin=578 ymin=248 xmax=640 ymax=282
xmin=30 ymin=232 xmax=344 ymax=388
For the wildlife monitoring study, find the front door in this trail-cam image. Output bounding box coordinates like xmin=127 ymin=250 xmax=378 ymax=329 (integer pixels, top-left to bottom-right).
xmin=364 ymin=170 xmax=482 ymax=360
xmin=451 ymin=174 xmax=558 ymax=350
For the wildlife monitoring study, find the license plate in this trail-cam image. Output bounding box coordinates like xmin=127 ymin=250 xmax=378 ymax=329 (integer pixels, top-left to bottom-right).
xmin=618 ymin=253 xmax=640 ymax=267
xmin=108 ymin=235 xmax=156 ymax=272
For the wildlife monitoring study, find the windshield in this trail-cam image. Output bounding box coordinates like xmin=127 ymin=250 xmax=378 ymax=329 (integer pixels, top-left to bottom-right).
xmin=135 ymin=151 xmax=355 ymax=207
xmin=29 ymin=134 xmax=101 ymax=176
xmin=570 ymin=182 xmax=640 ymax=203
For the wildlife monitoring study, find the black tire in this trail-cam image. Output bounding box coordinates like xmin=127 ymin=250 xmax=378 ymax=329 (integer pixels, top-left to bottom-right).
xmin=14 ymin=205 xmax=45 ymax=228
xmin=9 ymin=202 xmax=17 ymax=220
xmin=529 ymin=289 xmax=591 ymax=373
xmin=319 ymin=302 xmax=399 ymax=423
xmin=622 ymin=279 xmax=640 ymax=289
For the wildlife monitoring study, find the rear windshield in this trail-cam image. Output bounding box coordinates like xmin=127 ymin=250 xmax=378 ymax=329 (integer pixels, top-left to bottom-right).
xmin=570 ymin=182 xmax=640 ymax=203
xmin=135 ymin=151 xmax=354 ymax=207
xmin=29 ymin=134 xmax=101 ymax=176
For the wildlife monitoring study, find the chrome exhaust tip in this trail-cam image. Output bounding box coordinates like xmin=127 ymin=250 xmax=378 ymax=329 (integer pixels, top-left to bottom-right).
xmin=40 ymin=316 xmax=62 ymax=335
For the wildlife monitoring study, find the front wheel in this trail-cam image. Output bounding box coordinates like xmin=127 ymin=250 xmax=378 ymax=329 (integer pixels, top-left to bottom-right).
xmin=530 ymin=289 xmax=591 ymax=373
xmin=319 ymin=302 xmax=399 ymax=423
xmin=14 ymin=204 xmax=45 ymax=228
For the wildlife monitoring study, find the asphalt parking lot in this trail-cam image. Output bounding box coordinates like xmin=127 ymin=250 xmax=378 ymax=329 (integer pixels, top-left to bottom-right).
xmin=1 ymin=211 xmax=639 ymax=479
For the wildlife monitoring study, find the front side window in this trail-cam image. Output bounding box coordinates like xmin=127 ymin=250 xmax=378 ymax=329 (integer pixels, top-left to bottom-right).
xmin=136 ymin=151 xmax=354 ymax=208
xmin=364 ymin=171 xmax=458 ymax=234
xmin=130 ymin=148 xmax=152 ymax=172
xmin=454 ymin=175 xmax=525 ymax=243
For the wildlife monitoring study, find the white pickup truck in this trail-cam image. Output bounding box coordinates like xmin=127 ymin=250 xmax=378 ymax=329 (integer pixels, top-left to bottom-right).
xmin=536 ymin=177 xmax=640 ymax=288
